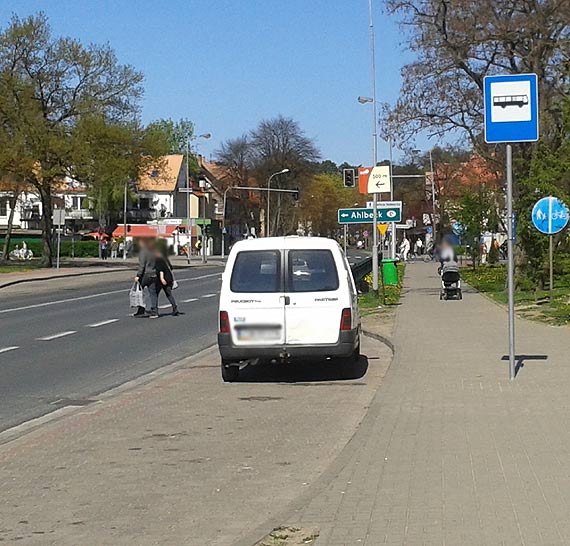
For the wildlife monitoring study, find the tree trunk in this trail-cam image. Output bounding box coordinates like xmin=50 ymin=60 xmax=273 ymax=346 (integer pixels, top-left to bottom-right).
xmin=38 ymin=184 xmax=54 ymax=267
xmin=1 ymin=192 xmax=19 ymax=263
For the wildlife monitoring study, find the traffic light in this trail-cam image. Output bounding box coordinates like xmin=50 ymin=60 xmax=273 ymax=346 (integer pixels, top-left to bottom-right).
xmin=343 ymin=168 xmax=356 ymax=188
xmin=204 ymin=224 xmax=211 ymax=236
xmin=292 ymin=188 xmax=300 ymax=201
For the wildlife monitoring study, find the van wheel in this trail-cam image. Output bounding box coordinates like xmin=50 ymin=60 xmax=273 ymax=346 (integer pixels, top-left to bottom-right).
xmin=221 ymin=362 xmax=239 ymax=382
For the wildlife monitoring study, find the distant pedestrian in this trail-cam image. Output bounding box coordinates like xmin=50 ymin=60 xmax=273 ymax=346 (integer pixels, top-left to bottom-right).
xmin=153 ymin=249 xmax=179 ymax=318
xmin=480 ymin=241 xmax=488 ymax=264
xmin=415 ymin=238 xmax=423 ymax=256
xmin=118 ymin=240 xmax=125 ymax=258
xmin=399 ymin=236 xmax=410 ymax=261
xmin=100 ymin=238 xmax=108 ymax=260
xmin=110 ymin=238 xmax=118 ymax=259
xmin=133 ymin=238 xmax=157 ymax=318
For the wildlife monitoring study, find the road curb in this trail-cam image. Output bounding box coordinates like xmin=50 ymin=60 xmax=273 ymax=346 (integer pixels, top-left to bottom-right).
xmin=0 ymin=343 xmax=218 ymax=447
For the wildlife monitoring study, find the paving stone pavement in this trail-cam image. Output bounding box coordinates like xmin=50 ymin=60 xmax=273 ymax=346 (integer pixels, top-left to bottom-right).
xmin=285 ymin=262 xmax=570 ymax=546
xmin=0 ymin=337 xmax=391 ymax=546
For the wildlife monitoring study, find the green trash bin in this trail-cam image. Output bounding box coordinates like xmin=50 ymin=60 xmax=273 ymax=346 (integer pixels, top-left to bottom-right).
xmin=382 ymin=259 xmax=398 ymax=286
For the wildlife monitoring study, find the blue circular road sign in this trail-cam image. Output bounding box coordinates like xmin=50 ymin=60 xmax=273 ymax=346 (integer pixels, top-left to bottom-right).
xmin=531 ymin=196 xmax=569 ymax=235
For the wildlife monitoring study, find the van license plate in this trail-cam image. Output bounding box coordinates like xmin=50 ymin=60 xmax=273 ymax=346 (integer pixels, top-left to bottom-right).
xmin=236 ymin=328 xmax=280 ymax=341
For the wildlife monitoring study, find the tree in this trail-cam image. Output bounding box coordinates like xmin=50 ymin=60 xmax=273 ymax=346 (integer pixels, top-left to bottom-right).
xmin=215 ymin=135 xmax=252 ymax=186
xmin=146 ymin=118 xmax=195 ymax=155
xmin=382 ymin=0 xmax=569 ymax=150
xmin=73 ymin=117 xmax=169 ymax=229
xmin=299 ymin=173 xmax=362 ymax=236
xmin=0 ymin=13 xmax=144 ymax=265
xmin=249 ymin=115 xmax=320 ymax=235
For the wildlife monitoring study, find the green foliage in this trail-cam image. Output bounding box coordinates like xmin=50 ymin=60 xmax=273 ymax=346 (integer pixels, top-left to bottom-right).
xmin=146 ymin=118 xmax=200 ymax=175
xmin=516 ymin=99 xmax=570 ymax=284
xmin=0 ymin=13 xmax=145 ymax=265
xmin=453 ymin=186 xmax=499 ymax=266
xmin=1 ymin=239 xmax=99 ymax=258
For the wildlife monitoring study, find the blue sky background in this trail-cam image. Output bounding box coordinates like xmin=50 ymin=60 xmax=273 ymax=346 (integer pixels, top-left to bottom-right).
xmin=0 ymin=0 xmax=429 ymax=164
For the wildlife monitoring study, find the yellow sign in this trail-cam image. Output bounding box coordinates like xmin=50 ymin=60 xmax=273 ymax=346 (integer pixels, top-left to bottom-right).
xmin=377 ymin=224 xmax=389 ymax=236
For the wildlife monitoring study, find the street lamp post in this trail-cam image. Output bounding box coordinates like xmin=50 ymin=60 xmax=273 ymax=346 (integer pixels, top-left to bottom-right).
xmin=266 ymin=169 xmax=290 ymax=237
xmin=222 ymin=186 xmax=232 ymax=258
xmin=185 ymin=133 xmax=211 ymax=264
xmin=429 ymin=150 xmax=437 ymax=249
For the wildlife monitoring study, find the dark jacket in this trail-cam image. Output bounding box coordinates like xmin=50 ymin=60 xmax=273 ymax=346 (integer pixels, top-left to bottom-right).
xmin=137 ymin=248 xmax=157 ymax=287
xmin=156 ymin=256 xmax=174 ymax=287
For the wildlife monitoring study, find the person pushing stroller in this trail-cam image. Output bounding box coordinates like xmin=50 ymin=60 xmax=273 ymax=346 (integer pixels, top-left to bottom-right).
xmin=439 ymin=243 xmax=463 ymax=300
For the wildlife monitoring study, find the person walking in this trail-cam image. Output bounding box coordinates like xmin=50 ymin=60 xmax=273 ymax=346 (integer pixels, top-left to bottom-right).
xmin=153 ymin=249 xmax=179 ymax=318
xmin=400 ymin=236 xmax=411 ymax=262
xmin=133 ymin=238 xmax=157 ymax=318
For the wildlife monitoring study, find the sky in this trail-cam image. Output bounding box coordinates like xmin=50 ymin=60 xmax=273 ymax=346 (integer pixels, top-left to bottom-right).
xmin=0 ymin=0 xmax=427 ymax=165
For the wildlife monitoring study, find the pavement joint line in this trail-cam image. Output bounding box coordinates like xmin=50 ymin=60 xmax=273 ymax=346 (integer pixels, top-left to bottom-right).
xmin=86 ymin=319 xmax=119 ymax=328
xmin=0 ymin=342 xmax=218 ymax=447
xmin=0 ymin=346 xmax=19 ymax=354
xmin=0 ymin=272 xmax=222 ymax=315
xmin=37 ymin=331 xmax=77 ymax=341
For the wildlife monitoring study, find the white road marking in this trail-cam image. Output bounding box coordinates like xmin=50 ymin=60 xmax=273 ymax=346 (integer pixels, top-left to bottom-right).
xmin=0 ymin=346 xmax=19 ymax=354
xmin=183 ymin=298 xmax=199 ymax=303
xmin=0 ymin=272 xmax=222 ymax=315
xmin=158 ymin=304 xmax=171 ymax=309
xmin=202 ymin=293 xmax=217 ymax=298
xmin=37 ymin=331 xmax=77 ymax=341
xmin=87 ymin=319 xmax=119 ymax=328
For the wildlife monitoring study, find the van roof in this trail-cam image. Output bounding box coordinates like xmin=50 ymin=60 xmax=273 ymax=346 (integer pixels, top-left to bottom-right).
xmin=230 ymin=236 xmax=340 ymax=252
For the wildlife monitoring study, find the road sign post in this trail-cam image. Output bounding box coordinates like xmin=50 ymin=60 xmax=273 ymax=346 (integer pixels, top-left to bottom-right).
xmin=52 ymin=209 xmax=65 ymax=270
xmin=531 ymin=196 xmax=569 ymax=301
xmin=484 ymin=73 xmax=539 ymax=381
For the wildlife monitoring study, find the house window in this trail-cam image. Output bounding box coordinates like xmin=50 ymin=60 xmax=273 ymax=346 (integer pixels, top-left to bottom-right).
xmin=0 ymin=199 xmax=8 ymax=216
xmin=70 ymin=196 xmax=82 ymax=210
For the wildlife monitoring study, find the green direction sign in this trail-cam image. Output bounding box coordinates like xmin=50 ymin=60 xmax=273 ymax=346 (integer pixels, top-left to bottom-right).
xmin=338 ymin=206 xmax=401 ymax=225
xmin=195 ymin=218 xmax=212 ymax=225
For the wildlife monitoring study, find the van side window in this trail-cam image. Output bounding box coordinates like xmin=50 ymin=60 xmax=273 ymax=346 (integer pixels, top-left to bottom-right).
xmin=230 ymin=251 xmax=281 ymax=293
xmin=288 ymin=250 xmax=339 ymax=292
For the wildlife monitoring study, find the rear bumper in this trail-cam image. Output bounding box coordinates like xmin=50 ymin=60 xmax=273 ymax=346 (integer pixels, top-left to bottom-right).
xmin=218 ymin=329 xmax=359 ymax=361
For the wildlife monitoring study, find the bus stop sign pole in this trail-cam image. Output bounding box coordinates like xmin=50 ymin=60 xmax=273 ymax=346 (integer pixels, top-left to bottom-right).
xmin=506 ymin=145 xmax=515 ymax=380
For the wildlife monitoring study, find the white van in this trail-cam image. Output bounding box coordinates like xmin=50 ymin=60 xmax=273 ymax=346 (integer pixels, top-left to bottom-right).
xmin=218 ymin=236 xmax=360 ymax=381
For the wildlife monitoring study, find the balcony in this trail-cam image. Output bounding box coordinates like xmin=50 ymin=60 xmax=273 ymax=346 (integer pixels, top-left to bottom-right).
xmin=66 ymin=209 xmax=94 ymax=220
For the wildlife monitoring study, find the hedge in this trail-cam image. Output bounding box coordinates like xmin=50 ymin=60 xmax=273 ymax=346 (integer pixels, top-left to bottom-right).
xmin=0 ymin=239 xmax=99 ymax=258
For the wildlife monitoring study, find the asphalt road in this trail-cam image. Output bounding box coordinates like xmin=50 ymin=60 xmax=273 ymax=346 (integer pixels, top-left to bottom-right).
xmin=0 ymin=265 xmax=224 ymax=432
xmin=0 ymin=248 xmax=368 ymax=433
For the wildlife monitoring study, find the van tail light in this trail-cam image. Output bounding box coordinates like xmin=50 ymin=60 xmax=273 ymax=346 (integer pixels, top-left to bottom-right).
xmin=219 ymin=311 xmax=230 ymax=333
xmin=340 ymin=308 xmax=352 ymax=331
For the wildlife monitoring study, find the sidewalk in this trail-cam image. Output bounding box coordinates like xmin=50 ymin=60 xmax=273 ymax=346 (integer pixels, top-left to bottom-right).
xmin=283 ymin=262 xmax=570 ymax=546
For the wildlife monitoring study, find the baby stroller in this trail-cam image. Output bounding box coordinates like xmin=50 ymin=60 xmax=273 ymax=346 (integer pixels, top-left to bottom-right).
xmin=440 ymin=261 xmax=462 ymax=300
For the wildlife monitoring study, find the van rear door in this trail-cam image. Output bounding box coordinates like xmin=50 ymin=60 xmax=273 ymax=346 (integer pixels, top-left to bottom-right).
xmin=227 ymin=249 xmax=286 ymax=346
xmin=284 ymin=249 xmax=344 ymax=345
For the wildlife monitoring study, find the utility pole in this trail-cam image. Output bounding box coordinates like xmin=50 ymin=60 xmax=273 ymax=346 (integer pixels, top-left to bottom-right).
xmin=368 ymin=0 xmax=379 ymax=294
xmin=123 ymin=181 xmax=127 ymax=260
xmin=389 ymin=138 xmax=396 ymax=259
xmin=186 ymin=139 xmax=192 ymax=265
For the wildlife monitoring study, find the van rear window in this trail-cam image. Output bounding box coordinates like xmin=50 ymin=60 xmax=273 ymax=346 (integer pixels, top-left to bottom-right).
xmin=288 ymin=250 xmax=339 ymax=292
xmin=230 ymin=251 xmax=281 ymax=293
